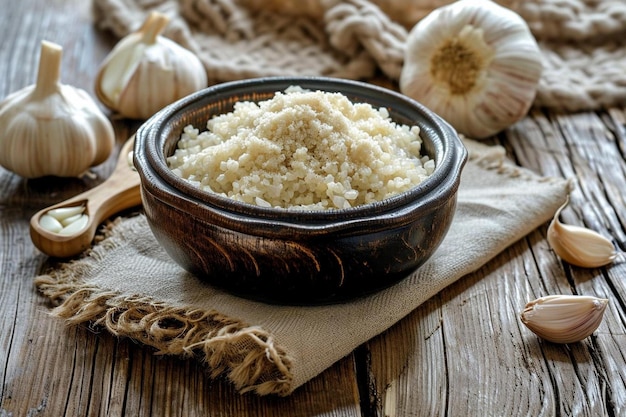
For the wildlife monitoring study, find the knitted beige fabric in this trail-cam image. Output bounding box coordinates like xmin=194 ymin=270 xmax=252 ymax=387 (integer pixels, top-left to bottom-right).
xmin=92 ymin=0 xmax=626 ymax=111
xmin=35 ymin=139 xmax=571 ymax=396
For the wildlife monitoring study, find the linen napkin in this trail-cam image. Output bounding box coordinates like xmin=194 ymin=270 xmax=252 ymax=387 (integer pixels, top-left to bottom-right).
xmin=35 ymin=139 xmax=571 ymax=396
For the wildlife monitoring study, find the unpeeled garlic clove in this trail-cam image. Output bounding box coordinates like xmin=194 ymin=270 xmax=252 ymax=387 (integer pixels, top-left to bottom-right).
xmin=547 ymin=198 xmax=617 ymax=268
xmin=399 ymin=0 xmax=542 ymax=139
xmin=520 ymin=295 xmax=608 ymax=344
xmin=95 ymin=11 xmax=208 ymax=120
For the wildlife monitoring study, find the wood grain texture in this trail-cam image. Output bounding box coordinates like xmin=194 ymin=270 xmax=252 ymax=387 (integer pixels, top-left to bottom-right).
xmin=0 ymin=1 xmax=363 ymax=416
xmin=2 ymin=0 xmax=626 ymax=416
xmin=363 ymin=109 xmax=626 ymax=417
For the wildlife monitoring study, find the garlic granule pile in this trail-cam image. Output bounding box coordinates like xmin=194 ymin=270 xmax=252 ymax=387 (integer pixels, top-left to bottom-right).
xmin=167 ymin=89 xmax=434 ymax=210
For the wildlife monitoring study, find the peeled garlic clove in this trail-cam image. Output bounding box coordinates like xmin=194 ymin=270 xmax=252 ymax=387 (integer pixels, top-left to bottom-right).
xmin=57 ymin=214 xmax=89 ymax=236
xmin=520 ymin=295 xmax=608 ymax=344
xmin=46 ymin=205 xmax=85 ymax=221
xmin=127 ymin=150 xmax=136 ymax=171
xmin=0 ymin=41 xmax=115 ymax=178
xmin=95 ymin=11 xmax=208 ymax=120
xmin=39 ymin=203 xmax=88 ymax=235
xmin=548 ymin=199 xmax=617 ymax=268
xmin=399 ymin=0 xmax=542 ymax=139
xmin=39 ymin=214 xmax=64 ymax=234
xmin=60 ymin=213 xmax=84 ymax=227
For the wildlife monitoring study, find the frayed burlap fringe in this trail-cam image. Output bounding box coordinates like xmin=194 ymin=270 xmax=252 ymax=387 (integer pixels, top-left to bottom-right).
xmin=34 ymin=220 xmax=294 ymax=397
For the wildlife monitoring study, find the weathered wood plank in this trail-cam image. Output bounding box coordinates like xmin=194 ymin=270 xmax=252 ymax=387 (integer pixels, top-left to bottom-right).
xmin=365 ymin=107 xmax=626 ymax=416
xmin=0 ymin=1 xmax=364 ymax=415
xmin=3 ymin=0 xmax=626 ymax=416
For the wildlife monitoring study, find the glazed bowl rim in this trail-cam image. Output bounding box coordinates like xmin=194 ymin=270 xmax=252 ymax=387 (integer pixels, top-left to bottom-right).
xmin=133 ymin=76 xmax=467 ymax=232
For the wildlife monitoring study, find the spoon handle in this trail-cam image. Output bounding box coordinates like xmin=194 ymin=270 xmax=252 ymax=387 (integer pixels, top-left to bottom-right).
xmin=30 ymin=137 xmax=141 ymax=258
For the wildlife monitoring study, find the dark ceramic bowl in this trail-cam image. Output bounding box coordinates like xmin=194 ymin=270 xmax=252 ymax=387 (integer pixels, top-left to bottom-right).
xmin=133 ymin=77 xmax=467 ymax=304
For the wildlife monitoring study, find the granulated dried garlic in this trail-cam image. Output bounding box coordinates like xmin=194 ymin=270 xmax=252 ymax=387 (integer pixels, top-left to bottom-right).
xmin=39 ymin=204 xmax=88 ymax=235
xmin=520 ymin=295 xmax=608 ymax=344
xmin=548 ymin=198 xmax=617 ymax=268
xmin=399 ymin=0 xmax=542 ymax=139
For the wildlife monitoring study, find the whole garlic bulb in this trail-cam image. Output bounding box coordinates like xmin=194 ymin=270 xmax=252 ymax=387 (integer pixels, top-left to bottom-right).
xmin=0 ymin=41 xmax=115 ymax=178
xmin=399 ymin=0 xmax=543 ymax=139
xmin=95 ymin=11 xmax=208 ymax=120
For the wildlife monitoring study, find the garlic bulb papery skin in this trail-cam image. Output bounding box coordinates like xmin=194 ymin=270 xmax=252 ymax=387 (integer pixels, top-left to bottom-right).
xmin=399 ymin=0 xmax=543 ymax=139
xmin=95 ymin=11 xmax=208 ymax=120
xmin=520 ymin=295 xmax=608 ymax=344
xmin=547 ymin=199 xmax=617 ymax=268
xmin=0 ymin=41 xmax=115 ymax=178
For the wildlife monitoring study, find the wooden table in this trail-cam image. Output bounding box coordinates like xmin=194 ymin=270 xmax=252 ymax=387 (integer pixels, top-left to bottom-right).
xmin=2 ymin=1 xmax=626 ymax=416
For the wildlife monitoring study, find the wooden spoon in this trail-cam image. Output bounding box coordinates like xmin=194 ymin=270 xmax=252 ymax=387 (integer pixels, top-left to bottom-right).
xmin=30 ymin=137 xmax=142 ymax=258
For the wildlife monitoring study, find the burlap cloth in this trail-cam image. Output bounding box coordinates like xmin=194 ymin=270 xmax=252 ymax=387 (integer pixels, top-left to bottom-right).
xmin=36 ymin=139 xmax=571 ymax=395
xmin=35 ymin=0 xmax=610 ymax=396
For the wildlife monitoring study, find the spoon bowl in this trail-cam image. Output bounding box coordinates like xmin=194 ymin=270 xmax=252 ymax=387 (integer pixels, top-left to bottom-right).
xmin=30 ymin=137 xmax=141 ymax=258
